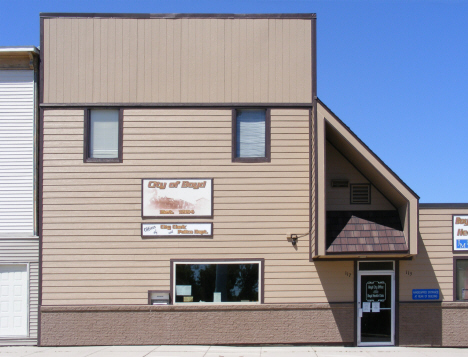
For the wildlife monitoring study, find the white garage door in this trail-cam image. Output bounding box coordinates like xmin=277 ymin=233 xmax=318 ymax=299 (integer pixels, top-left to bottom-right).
xmin=0 ymin=265 xmax=28 ymax=336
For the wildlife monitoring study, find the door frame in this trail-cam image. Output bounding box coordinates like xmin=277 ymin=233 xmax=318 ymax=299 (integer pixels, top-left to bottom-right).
xmin=356 ymin=261 xmax=395 ymax=347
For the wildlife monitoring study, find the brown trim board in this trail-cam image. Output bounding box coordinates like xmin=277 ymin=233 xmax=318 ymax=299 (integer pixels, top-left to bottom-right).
xmin=40 ymin=13 xmax=316 ymax=19
xmin=40 ymin=103 xmax=314 ymax=109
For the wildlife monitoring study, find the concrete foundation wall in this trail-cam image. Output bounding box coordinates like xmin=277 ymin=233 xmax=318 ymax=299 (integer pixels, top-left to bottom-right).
xmin=40 ymin=304 xmax=354 ymax=346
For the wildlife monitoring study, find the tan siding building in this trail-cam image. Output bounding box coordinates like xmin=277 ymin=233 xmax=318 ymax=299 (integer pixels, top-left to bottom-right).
xmin=38 ymin=13 xmax=468 ymax=347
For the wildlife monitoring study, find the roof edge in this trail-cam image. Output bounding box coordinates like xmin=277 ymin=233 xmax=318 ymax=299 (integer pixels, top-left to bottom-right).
xmin=420 ymin=203 xmax=468 ymax=209
xmin=317 ymin=98 xmax=419 ymax=200
xmin=0 ymin=46 xmax=39 ymax=55
xmin=40 ymin=13 xmax=316 ymax=19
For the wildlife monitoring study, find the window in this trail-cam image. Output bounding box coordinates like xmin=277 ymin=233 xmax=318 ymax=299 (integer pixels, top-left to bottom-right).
xmin=454 ymin=258 xmax=468 ymax=301
xmin=173 ymin=260 xmax=263 ymax=304
xmin=232 ymin=109 xmax=270 ymax=162
xmin=84 ymin=109 xmax=122 ymax=163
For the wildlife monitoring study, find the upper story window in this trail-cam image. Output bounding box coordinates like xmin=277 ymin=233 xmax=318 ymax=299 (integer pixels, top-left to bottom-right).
xmin=232 ymin=109 xmax=271 ymax=163
xmin=84 ymin=109 xmax=123 ymax=163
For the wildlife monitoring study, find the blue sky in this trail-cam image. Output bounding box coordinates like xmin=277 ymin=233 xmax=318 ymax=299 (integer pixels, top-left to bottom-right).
xmin=1 ymin=0 xmax=467 ymax=203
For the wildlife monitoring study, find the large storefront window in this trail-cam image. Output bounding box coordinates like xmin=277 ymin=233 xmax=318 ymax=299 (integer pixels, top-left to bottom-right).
xmin=455 ymin=259 xmax=468 ymax=301
xmin=173 ymin=261 xmax=261 ymax=304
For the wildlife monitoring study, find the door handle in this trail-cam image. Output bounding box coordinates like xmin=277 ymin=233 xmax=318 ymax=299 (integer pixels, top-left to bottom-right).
xmin=358 ymin=308 xmax=363 ymax=318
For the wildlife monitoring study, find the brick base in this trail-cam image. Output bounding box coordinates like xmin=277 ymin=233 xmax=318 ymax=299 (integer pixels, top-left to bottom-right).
xmin=40 ymin=303 xmax=354 ymax=346
xmin=399 ymin=302 xmax=468 ymax=347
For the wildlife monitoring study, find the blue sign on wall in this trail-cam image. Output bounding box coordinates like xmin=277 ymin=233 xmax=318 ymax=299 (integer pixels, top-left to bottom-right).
xmin=412 ymin=289 xmax=439 ymax=300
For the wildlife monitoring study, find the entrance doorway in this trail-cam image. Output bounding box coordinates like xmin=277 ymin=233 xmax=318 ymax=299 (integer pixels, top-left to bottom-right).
xmin=357 ymin=261 xmax=395 ymax=346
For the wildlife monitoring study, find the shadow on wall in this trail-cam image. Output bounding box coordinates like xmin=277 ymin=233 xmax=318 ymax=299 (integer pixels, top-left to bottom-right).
xmin=315 ymin=260 xmax=355 ymax=345
xmin=399 ymin=234 xmax=442 ymax=346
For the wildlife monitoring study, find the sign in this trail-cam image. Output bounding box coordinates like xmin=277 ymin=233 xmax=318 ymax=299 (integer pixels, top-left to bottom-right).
xmin=412 ymin=289 xmax=439 ymax=300
xmin=141 ymin=223 xmax=213 ymax=238
xmin=365 ymin=281 xmax=386 ymax=302
xmin=142 ymin=179 xmax=213 ymax=218
xmin=372 ymin=302 xmax=380 ymax=313
xmin=453 ymin=215 xmax=468 ymax=251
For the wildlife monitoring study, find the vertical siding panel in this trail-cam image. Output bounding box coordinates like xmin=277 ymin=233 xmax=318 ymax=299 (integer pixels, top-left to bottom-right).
xmin=274 ymin=20 xmax=283 ymax=104
xmin=55 ymin=19 xmax=64 ymax=103
xmin=136 ymin=19 xmax=145 ymax=102
xmin=85 ymin=19 xmax=94 ymax=103
xmin=92 ymin=19 xmax=101 ymax=103
xmin=62 ymin=19 xmax=72 ymax=103
xmin=230 ymin=20 xmax=240 ymax=103
xmin=166 ymin=19 xmax=174 ymax=103
xmin=100 ymin=19 xmax=108 ymax=103
xmin=201 ymin=19 xmax=211 ymax=102
xmin=114 ymin=19 xmax=123 ymax=103
xmin=121 ymin=20 xmax=130 ymax=102
xmin=259 ymin=19 xmax=269 ymax=102
xmin=70 ymin=19 xmax=80 ymax=103
xmin=294 ymin=20 xmax=305 ymax=102
xmin=253 ymin=20 xmax=262 ymax=102
xmin=77 ymin=19 xmax=87 ymax=103
xmin=180 ymin=19 xmax=190 ymax=102
xmin=43 ymin=19 xmax=50 ymax=103
xmin=194 ymin=19 xmax=203 ymax=102
xmin=289 ymin=20 xmax=297 ymax=102
xmin=238 ymin=20 xmax=247 ymax=103
xmin=216 ymin=19 xmax=225 ymax=103
xmin=107 ymin=19 xmax=116 ymax=103
xmin=245 ymin=20 xmax=255 ymax=102
xmin=128 ymin=20 xmax=138 ymax=103
xmin=186 ymin=19 xmax=196 ymax=102
xmin=224 ymin=19 xmax=232 ymax=103
xmin=150 ymin=20 xmax=159 ymax=102
xmin=158 ymin=19 xmax=167 ymax=103
xmin=144 ymin=20 xmax=152 ymax=103
xmin=173 ymin=20 xmax=182 ymax=103
xmin=268 ymin=19 xmax=276 ymax=103
xmin=304 ymin=20 xmax=312 ymax=102
xmin=209 ymin=19 xmax=218 ymax=102
xmin=282 ymin=20 xmax=290 ymax=103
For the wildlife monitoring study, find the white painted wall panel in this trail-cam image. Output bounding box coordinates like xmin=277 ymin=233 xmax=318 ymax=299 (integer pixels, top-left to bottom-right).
xmin=0 ymin=70 xmax=35 ymax=235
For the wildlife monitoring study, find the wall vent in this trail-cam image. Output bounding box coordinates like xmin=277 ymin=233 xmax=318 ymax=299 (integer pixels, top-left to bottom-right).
xmin=331 ymin=179 xmax=349 ymax=188
xmin=350 ymin=184 xmax=371 ymax=204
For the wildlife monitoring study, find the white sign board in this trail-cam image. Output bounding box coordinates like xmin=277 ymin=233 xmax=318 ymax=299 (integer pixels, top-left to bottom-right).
xmin=141 ymin=223 xmax=213 ymax=238
xmin=454 ymin=215 xmax=468 ymax=251
xmin=142 ymin=179 xmax=213 ymax=218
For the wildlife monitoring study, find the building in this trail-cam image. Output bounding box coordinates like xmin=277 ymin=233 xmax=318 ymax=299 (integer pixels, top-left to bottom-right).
xmin=38 ymin=13 xmax=468 ymax=347
xmin=0 ymin=47 xmax=40 ymax=345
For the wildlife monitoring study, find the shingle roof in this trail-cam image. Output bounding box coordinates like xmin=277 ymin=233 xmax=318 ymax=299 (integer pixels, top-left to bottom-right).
xmin=326 ymin=210 xmax=407 ymax=253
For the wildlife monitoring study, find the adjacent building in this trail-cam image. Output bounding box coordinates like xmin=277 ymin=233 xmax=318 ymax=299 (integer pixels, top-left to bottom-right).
xmin=37 ymin=13 xmax=468 ymax=347
xmin=0 ymin=47 xmax=40 ymax=345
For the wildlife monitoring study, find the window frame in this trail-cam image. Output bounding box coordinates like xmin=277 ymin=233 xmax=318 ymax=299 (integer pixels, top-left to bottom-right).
xmin=453 ymin=256 xmax=468 ymax=301
xmin=171 ymin=258 xmax=264 ymax=305
xmin=83 ymin=108 xmax=123 ymax=163
xmin=232 ymin=108 xmax=271 ymax=163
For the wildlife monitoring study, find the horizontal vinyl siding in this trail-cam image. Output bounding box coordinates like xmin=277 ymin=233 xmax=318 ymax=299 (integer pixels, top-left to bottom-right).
xmin=400 ymin=208 xmax=464 ymax=301
xmin=41 ymin=108 xmax=343 ymax=306
xmin=42 ymin=18 xmax=312 ymax=105
xmin=0 ymin=238 xmax=39 ymax=344
xmin=0 ymin=70 xmax=35 ymax=235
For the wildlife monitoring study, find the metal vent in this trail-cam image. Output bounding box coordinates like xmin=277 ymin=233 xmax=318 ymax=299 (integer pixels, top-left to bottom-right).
xmin=331 ymin=179 xmax=349 ymax=188
xmin=351 ymin=184 xmax=371 ymax=204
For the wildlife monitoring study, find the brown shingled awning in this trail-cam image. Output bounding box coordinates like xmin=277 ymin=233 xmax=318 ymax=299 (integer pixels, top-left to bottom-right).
xmin=326 ymin=211 xmax=408 ymax=253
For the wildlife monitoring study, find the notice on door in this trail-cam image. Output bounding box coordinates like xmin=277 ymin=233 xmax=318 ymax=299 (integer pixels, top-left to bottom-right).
xmin=366 ymin=281 xmax=386 ymax=302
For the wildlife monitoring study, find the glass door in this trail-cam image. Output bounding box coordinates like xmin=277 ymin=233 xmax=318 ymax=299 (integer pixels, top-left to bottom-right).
xmin=357 ymin=266 xmax=395 ymax=346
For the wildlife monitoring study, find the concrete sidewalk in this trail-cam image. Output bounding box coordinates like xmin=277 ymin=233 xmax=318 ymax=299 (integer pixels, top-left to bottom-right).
xmin=1 ymin=345 xmax=468 ymax=357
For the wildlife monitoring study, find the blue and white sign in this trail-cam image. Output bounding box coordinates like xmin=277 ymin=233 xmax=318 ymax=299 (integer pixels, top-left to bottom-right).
xmin=412 ymin=289 xmax=439 ymax=300
xmin=454 ymin=215 xmax=468 ymax=251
